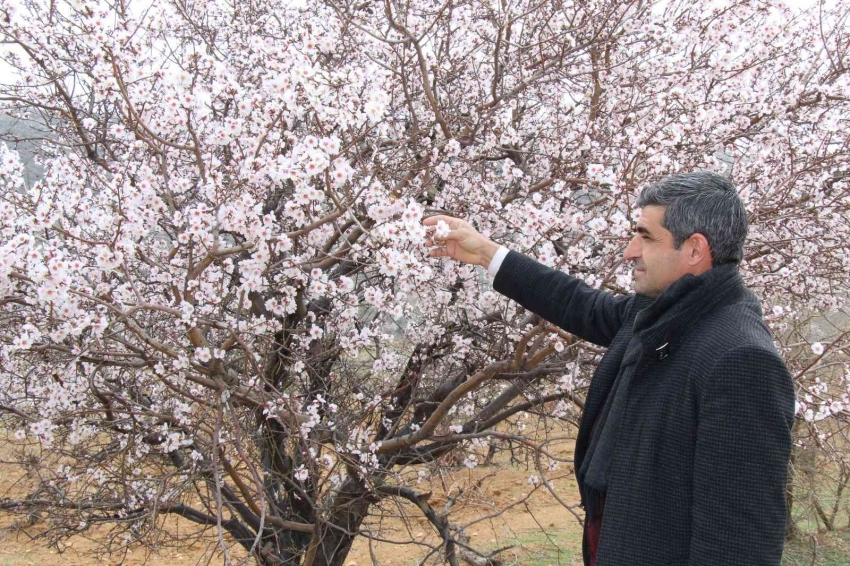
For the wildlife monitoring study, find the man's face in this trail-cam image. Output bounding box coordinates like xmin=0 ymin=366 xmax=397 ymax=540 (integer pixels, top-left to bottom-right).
xmin=623 ymin=205 xmax=692 ymax=298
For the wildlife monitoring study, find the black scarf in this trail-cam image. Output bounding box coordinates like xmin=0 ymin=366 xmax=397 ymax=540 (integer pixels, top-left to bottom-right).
xmin=578 ymin=262 xmax=744 ymax=522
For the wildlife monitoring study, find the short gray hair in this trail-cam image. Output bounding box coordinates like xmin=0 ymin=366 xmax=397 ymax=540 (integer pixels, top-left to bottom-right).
xmin=636 ymin=171 xmax=748 ymax=265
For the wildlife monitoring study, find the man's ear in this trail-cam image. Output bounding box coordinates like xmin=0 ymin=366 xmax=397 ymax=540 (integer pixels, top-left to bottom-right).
xmin=686 ymin=233 xmax=712 ymax=267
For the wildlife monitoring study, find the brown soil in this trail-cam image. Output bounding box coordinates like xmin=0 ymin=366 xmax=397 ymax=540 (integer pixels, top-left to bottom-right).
xmin=0 ymin=432 xmax=584 ymax=565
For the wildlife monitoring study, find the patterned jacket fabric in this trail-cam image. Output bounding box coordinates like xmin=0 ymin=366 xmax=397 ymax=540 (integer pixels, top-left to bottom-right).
xmin=492 ymin=250 xmax=795 ymax=566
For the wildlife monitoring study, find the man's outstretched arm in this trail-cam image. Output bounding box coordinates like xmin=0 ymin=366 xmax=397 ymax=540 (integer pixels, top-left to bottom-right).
xmin=423 ymin=215 xmax=632 ymax=347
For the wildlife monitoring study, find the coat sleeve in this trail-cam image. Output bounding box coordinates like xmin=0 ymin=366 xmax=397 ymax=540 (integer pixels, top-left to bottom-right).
xmin=689 ymin=346 xmax=795 ymax=566
xmin=492 ymin=250 xmax=632 ymax=347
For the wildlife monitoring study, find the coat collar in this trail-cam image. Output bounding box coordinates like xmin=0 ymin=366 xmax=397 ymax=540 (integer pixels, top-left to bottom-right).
xmin=631 ymin=262 xmax=755 ymax=359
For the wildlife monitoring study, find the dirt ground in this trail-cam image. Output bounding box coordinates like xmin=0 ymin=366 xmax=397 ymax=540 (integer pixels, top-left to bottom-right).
xmin=0 ymin=432 xmax=584 ymax=566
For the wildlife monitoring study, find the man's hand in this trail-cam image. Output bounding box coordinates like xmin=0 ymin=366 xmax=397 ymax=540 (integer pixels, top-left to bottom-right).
xmin=422 ymin=215 xmax=501 ymax=269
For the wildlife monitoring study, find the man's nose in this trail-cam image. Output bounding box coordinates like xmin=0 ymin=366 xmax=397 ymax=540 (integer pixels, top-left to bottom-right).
xmin=623 ymin=235 xmax=641 ymax=261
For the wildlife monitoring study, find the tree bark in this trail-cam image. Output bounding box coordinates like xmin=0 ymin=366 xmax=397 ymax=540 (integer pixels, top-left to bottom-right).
xmin=311 ymin=476 xmax=373 ymax=566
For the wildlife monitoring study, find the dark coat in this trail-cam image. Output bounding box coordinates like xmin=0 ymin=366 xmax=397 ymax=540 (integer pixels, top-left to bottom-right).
xmin=493 ymin=250 xmax=795 ymax=566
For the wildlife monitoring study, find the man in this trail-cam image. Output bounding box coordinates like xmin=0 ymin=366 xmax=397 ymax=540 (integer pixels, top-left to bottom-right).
xmin=423 ymin=171 xmax=795 ymax=566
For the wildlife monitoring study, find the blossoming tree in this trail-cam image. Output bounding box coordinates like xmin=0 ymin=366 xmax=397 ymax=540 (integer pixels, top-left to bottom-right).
xmin=1 ymin=0 xmax=849 ymax=564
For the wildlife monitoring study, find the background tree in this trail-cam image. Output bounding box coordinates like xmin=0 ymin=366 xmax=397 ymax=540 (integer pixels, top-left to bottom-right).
xmin=0 ymin=0 xmax=848 ymax=564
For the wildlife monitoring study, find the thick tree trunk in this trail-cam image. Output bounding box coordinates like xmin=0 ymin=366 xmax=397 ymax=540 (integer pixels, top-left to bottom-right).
xmin=785 ymin=460 xmax=799 ymax=540
xmin=311 ymin=476 xmax=373 ymax=566
xmin=785 ymin=420 xmax=803 ymax=541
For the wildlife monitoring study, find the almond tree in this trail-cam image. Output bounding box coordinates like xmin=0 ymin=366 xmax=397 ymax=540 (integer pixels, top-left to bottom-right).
xmin=1 ymin=1 xmax=848 ymax=564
